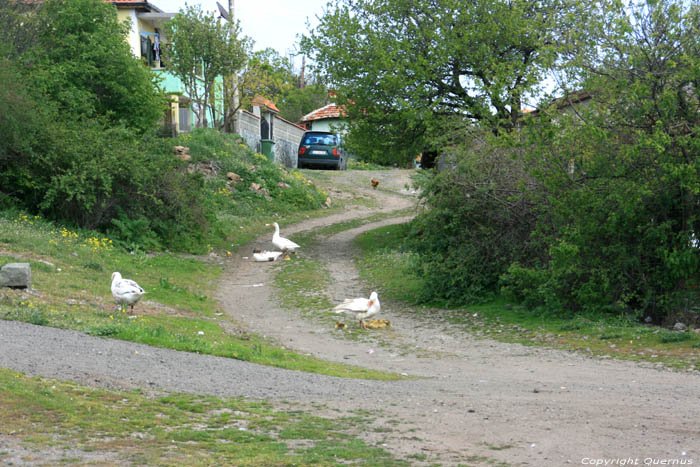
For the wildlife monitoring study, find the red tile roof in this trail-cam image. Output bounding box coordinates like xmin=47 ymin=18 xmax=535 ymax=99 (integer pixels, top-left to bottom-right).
xmin=300 ymin=103 xmax=346 ymax=122
xmin=252 ymin=95 xmax=280 ymax=113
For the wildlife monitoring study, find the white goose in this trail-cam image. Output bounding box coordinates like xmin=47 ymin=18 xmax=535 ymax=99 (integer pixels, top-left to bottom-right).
xmin=252 ymin=248 xmax=283 ymax=262
xmin=266 ymin=222 xmax=300 ymax=258
xmin=333 ymin=291 xmax=381 ymax=328
xmin=111 ymin=271 xmax=146 ymax=314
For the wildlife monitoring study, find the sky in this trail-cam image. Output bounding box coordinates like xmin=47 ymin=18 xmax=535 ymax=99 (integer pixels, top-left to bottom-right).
xmin=153 ymin=0 xmax=330 ymax=65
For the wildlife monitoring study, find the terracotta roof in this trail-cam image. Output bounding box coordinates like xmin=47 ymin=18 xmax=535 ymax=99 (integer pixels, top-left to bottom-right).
xmin=252 ymin=95 xmax=280 ymax=113
xmin=300 ymin=103 xmax=346 ymax=122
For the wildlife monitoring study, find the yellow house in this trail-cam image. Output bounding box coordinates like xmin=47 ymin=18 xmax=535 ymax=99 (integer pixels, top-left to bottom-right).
xmin=107 ymin=0 xmax=186 ymax=134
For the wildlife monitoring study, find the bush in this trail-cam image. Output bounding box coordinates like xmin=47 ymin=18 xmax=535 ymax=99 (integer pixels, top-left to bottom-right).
xmin=0 ymin=0 xmax=326 ymax=255
xmin=408 ymin=132 xmax=541 ymax=304
xmin=505 ymin=0 xmax=700 ymax=320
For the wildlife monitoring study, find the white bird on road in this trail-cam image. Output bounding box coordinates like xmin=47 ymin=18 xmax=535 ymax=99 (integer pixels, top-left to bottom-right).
xmin=252 ymin=248 xmax=283 ymax=262
xmin=111 ymin=271 xmax=145 ymax=314
xmin=266 ymin=222 xmax=300 ymax=258
xmin=334 ymin=291 xmax=381 ymax=328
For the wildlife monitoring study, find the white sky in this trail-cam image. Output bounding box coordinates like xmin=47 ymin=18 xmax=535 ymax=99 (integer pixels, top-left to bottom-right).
xmin=153 ymin=0 xmax=329 ymax=63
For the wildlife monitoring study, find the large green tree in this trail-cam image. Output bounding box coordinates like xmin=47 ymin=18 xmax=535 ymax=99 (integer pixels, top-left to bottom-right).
xmin=18 ymin=0 xmax=166 ymax=133
xmin=302 ymin=0 xmax=577 ymax=164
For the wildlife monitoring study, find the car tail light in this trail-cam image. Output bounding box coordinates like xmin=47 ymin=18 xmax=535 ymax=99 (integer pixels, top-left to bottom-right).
xmin=332 ymin=148 xmax=340 ymax=157
xmin=298 ymin=146 xmax=306 ymax=155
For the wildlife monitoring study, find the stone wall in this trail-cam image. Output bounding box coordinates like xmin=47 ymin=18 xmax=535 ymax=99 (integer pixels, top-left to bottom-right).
xmin=238 ymin=110 xmax=261 ymax=152
xmin=272 ymin=115 xmax=305 ymax=168
xmin=235 ymin=110 xmax=306 ymax=169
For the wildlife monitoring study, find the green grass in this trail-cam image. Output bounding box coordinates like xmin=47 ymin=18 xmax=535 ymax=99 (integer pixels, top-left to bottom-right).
xmin=0 ymin=213 xmax=400 ymax=380
xmin=346 ymin=159 xmax=392 ymax=171
xmin=0 ymin=368 xmax=407 ymax=466
xmin=354 ymin=223 xmax=700 ymax=372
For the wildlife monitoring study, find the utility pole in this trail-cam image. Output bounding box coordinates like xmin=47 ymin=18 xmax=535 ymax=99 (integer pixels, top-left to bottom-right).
xmin=300 ymin=55 xmax=306 ymax=90
xmin=228 ymin=0 xmax=239 ymax=133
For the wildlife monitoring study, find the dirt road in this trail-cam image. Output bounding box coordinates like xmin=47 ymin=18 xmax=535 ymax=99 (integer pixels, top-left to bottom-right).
xmin=218 ymin=169 xmax=700 ymax=466
xmin=1 ymin=169 xmax=698 ymax=466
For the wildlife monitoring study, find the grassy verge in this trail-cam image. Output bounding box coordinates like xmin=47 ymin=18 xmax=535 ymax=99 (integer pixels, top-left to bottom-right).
xmin=346 ymin=159 xmax=392 ymax=170
xmin=354 ymin=223 xmax=700 ymax=372
xmin=0 ymin=368 xmax=406 ymax=466
xmin=0 ymin=213 xmax=398 ymax=380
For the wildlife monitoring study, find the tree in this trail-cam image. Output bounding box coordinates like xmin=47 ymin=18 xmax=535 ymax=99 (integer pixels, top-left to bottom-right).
xmin=301 ymin=0 xmax=576 ymax=164
xmin=164 ymin=5 xmax=247 ymax=129
xmin=276 ymin=83 xmax=329 ymax=124
xmin=502 ymin=0 xmax=700 ymax=320
xmin=19 ymin=0 xmax=166 ymax=133
xmin=231 ymin=49 xmax=330 ymax=124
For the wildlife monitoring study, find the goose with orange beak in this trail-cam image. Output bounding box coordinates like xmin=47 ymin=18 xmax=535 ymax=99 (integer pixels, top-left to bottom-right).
xmin=265 ymin=222 xmax=300 ymax=259
xmin=333 ymin=291 xmax=381 ymax=328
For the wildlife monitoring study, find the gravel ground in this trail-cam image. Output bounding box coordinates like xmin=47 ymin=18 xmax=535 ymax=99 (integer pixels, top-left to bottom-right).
xmin=2 ymin=169 xmax=700 ymax=466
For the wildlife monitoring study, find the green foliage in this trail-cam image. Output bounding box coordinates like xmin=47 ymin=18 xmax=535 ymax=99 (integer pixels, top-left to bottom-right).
xmin=408 ymin=131 xmax=541 ymax=304
xmin=497 ymin=0 xmax=700 ymax=321
xmin=399 ymin=0 xmax=700 ymax=324
xmin=276 ymin=83 xmax=330 ymax=123
xmin=301 ymin=0 xmax=574 ymax=164
xmin=29 ymin=0 xmax=165 ymax=133
xmin=109 ymin=210 xmax=163 ymax=252
xmin=164 ymin=4 xmax=247 ymax=129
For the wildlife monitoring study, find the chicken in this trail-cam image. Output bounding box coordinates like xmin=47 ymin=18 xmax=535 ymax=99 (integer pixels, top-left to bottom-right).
xmin=364 ymin=319 xmax=391 ymax=329
xmin=370 ymin=178 xmax=379 ymax=189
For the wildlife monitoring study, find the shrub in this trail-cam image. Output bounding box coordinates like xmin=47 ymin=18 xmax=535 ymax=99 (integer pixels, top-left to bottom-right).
xmin=408 ymin=132 xmax=541 ymax=304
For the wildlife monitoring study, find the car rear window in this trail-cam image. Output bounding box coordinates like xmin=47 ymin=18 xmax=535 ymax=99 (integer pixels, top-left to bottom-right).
xmin=302 ymin=134 xmax=337 ymax=146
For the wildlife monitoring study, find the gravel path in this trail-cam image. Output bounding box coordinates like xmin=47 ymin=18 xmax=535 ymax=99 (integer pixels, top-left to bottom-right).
xmin=1 ymin=169 xmax=699 ymax=466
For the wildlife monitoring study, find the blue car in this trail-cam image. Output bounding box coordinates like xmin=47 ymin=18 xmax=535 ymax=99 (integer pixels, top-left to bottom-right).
xmin=297 ymin=131 xmax=347 ymax=170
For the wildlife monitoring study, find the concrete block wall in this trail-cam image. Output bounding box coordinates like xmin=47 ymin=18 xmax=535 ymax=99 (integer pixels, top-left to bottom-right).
xmin=235 ymin=110 xmax=306 ymax=169
xmin=238 ymin=110 xmax=261 ymax=153
xmin=272 ymin=115 xmax=306 ymax=169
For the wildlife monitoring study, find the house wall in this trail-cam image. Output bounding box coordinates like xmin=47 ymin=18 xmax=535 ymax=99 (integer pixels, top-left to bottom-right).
xmin=116 ymin=9 xmax=141 ymax=56
xmin=307 ymin=118 xmax=346 ymax=134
